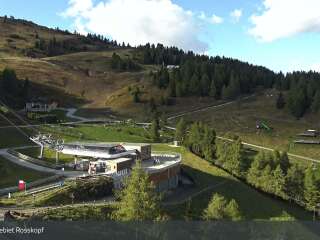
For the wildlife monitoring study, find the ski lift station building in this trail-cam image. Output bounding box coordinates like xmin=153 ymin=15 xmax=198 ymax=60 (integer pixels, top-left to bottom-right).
xmin=60 ymin=142 xmax=181 ymax=191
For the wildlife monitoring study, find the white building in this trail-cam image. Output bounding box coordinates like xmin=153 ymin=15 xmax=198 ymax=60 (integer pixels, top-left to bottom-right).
xmin=25 ymin=102 xmax=58 ymax=113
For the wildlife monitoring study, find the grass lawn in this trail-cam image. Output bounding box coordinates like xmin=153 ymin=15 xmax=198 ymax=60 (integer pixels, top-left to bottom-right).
xmin=51 ymin=109 xmax=78 ymax=122
xmin=153 ymin=144 xmax=312 ymax=220
xmin=18 ymin=147 xmax=74 ymax=164
xmin=0 ymin=127 xmax=34 ymax=148
xmin=0 ymin=183 xmax=72 ymax=207
xmin=1 ymin=142 xmax=312 ymax=221
xmin=0 ymin=156 xmax=49 ymax=189
xmin=174 ymin=89 xmax=320 ymax=162
xmin=40 ymin=124 xmax=153 ymax=143
xmin=18 ymin=123 xmax=157 ymax=164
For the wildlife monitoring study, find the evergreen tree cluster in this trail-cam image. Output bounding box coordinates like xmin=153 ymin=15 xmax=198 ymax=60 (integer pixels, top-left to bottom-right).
xmin=217 ymin=140 xmax=320 ymax=211
xmin=110 ymin=53 xmax=141 ymax=71
xmin=0 ymin=68 xmax=30 ymax=108
xmin=276 ymin=71 xmax=320 ymax=118
xmin=246 ymin=150 xmax=290 ymax=199
xmin=128 ymin=86 xmax=142 ymax=103
xmin=142 ymin=44 xmax=320 ymax=119
xmin=86 ymin=33 xmax=120 ymax=47
xmin=34 ymin=36 xmax=113 ymax=57
xmin=203 ymin=193 xmax=242 ymax=221
xmin=138 ymin=43 xmax=184 ymax=65
xmin=184 ymin=124 xmax=320 ymax=212
xmin=33 ymin=33 xmax=123 ymax=57
xmin=112 ymin=160 xmax=161 ymax=221
xmin=183 ymin=122 xmax=216 ymax=161
xmin=148 ymin=54 xmax=276 ymax=100
xmin=150 ymin=118 xmax=160 ymax=142
xmin=216 ymin=137 xmax=248 ymax=177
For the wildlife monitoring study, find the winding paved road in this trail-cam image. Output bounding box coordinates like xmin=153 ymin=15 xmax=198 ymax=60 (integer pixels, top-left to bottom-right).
xmin=0 ymin=148 xmax=85 ymax=178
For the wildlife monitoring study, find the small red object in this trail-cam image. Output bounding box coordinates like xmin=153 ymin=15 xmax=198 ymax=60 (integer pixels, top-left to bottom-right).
xmin=18 ymin=180 xmax=26 ymax=191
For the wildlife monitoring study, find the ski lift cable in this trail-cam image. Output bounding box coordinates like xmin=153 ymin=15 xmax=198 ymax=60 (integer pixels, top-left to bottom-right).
xmin=0 ymin=111 xmax=30 ymax=139
xmin=0 ymin=99 xmax=39 ymax=133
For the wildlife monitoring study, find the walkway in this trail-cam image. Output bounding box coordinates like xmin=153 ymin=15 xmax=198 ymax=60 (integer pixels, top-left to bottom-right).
xmin=0 ymin=148 xmax=85 ymax=178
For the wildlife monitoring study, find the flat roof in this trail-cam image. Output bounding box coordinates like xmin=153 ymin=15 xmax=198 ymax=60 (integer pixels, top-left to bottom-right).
xmin=100 ymin=158 xmax=132 ymax=164
xmin=122 ymin=143 xmax=150 ymax=146
xmin=141 ymin=153 xmax=181 ymax=173
xmin=66 ymin=142 xmax=119 ymax=148
xmin=65 ymin=142 xmax=150 ymax=148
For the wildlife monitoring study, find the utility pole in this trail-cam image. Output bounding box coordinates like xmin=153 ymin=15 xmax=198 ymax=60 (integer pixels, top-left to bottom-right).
xmin=56 ymin=151 xmax=59 ymax=165
xmin=313 ymin=203 xmax=320 ymax=221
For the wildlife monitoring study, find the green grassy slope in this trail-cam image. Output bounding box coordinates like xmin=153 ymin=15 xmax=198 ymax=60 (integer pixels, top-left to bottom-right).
xmin=172 ymin=89 xmax=320 ymax=161
xmin=153 ymin=145 xmax=311 ymax=220
xmin=0 ymin=156 xmax=49 ymax=188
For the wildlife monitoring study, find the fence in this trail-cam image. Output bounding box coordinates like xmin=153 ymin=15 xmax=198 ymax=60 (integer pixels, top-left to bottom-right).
xmin=7 ymin=149 xmax=62 ymax=169
xmin=0 ymin=175 xmax=63 ymax=196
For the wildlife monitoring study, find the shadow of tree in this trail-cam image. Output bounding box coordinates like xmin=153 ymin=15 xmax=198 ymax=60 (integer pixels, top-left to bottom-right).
xmin=164 ymin=165 xmax=312 ymax=221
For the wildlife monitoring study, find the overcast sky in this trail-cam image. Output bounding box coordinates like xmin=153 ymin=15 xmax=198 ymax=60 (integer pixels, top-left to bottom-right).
xmin=1 ymin=0 xmax=320 ymax=73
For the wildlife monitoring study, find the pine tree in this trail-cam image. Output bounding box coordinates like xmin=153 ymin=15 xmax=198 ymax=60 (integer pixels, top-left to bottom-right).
xmin=175 ymin=118 xmax=187 ymax=142
xmin=185 ymin=122 xmax=202 ymax=155
xmin=203 ymin=194 xmax=242 ymax=221
xmin=112 ymin=160 xmax=161 ymax=221
xmin=216 ymin=140 xmax=228 ymax=167
xmin=221 ymin=138 xmax=246 ymax=177
xmin=273 ymin=165 xmax=286 ymax=198
xmin=279 ymin=152 xmax=290 ymax=174
xmin=150 ymin=119 xmax=160 ymax=142
xmin=200 ymin=74 xmax=210 ymax=96
xmin=21 ymin=78 xmax=30 ymax=101
xmin=304 ymin=166 xmax=320 ymax=211
xmin=276 ymin=92 xmax=286 ymax=109
xmin=221 ymin=84 xmax=229 ymax=100
xmin=2 ymin=68 xmax=18 ymax=94
xmin=229 ymin=139 xmax=246 ymax=177
xmin=285 ymin=164 xmax=305 ymax=201
xmin=202 ymin=194 xmax=227 ymax=220
xmin=287 ymin=87 xmax=308 ymax=118
xmin=259 ymin=164 xmax=273 ymax=193
xmin=168 ymin=75 xmax=176 ymax=97
xmin=149 ymin=97 xmax=157 ymax=113
xmin=132 ymin=87 xmax=141 ymax=103
xmin=111 ymin=52 xmax=121 ymax=70
xmin=189 ymin=73 xmax=201 ymax=96
xmin=202 ymin=125 xmax=216 ymax=162
xmin=225 ymin=199 xmax=242 ymax=220
xmin=222 ymin=73 xmax=241 ymax=100
xmin=311 ymin=90 xmax=320 ymax=113
xmin=209 ymin=79 xmax=218 ymax=99
xmin=175 ymin=80 xmax=183 ymax=97
xmin=247 ymin=151 xmax=269 ymax=187
xmin=228 ymin=73 xmax=241 ymax=98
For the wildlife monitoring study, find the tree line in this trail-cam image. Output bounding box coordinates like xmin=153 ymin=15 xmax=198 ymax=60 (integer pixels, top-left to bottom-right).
xmin=176 ymin=119 xmax=320 ymax=213
xmin=4 ymin=15 xmax=320 ymax=118
xmin=140 ymin=44 xmax=276 ymax=100
xmin=139 ymin=44 xmax=320 ymax=119
xmin=0 ymin=68 xmax=29 ymax=108
xmin=275 ymin=71 xmax=320 ymax=118
xmin=33 ymin=34 xmax=120 ymax=57
xmin=110 ymin=53 xmax=141 ymax=72
xmin=112 ymin=158 xmax=243 ymax=221
xmin=150 ymin=59 xmax=275 ymax=101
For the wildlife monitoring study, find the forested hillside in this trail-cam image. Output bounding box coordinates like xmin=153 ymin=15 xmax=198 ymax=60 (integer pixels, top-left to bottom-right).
xmin=1 ymin=16 xmax=320 ymax=120
xmin=138 ymin=44 xmax=320 ymax=119
xmin=0 ymin=16 xmax=119 ymax=58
